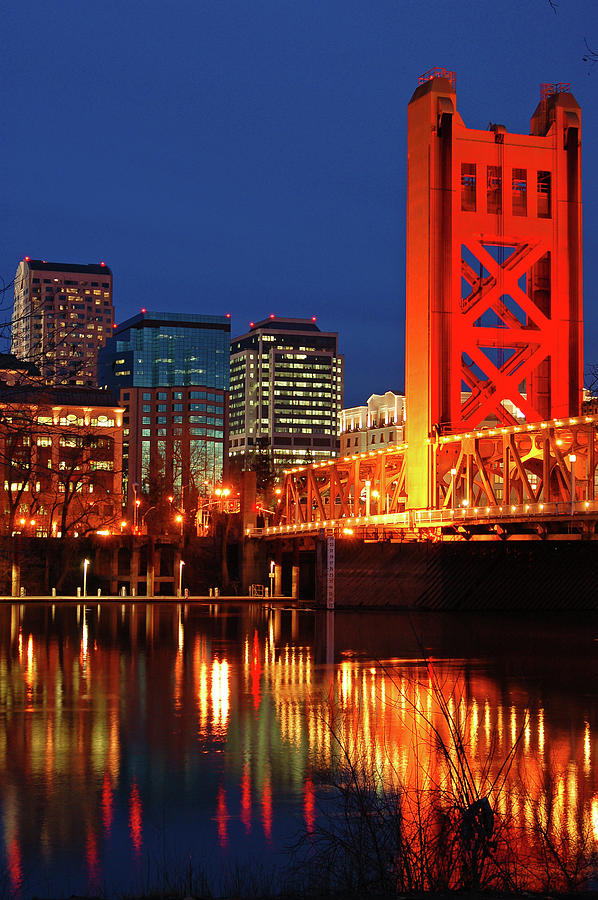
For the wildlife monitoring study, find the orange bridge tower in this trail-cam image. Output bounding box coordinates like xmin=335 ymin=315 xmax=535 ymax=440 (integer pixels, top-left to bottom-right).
xmin=405 ymin=69 xmax=583 ymax=509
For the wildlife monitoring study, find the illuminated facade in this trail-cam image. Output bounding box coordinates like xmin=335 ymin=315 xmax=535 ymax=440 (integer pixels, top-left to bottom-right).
xmin=229 ymin=317 xmax=343 ymax=473
xmin=0 ymin=384 xmax=123 ymax=537
xmin=340 ymin=391 xmax=405 ymax=455
xmin=98 ymin=311 xmax=230 ymax=510
xmin=11 ymin=259 xmax=114 ymax=387
xmin=405 ymin=72 xmax=583 ymax=508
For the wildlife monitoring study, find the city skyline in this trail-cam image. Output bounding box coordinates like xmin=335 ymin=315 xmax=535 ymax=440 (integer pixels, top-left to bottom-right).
xmin=0 ymin=0 xmax=595 ymax=407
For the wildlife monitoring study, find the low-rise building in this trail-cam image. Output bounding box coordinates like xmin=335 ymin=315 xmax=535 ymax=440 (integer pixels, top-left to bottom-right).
xmin=0 ymin=379 xmax=123 ymax=537
xmin=340 ymin=391 xmax=405 ymax=455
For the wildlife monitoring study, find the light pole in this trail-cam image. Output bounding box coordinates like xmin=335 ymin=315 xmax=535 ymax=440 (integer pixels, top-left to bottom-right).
xmin=450 ymin=468 xmax=457 ymax=516
xmin=83 ymin=558 xmax=90 ymax=598
xmin=142 ymin=506 xmax=156 ymax=531
xmin=132 ymin=483 xmax=139 ymax=532
xmin=175 ymin=513 xmax=183 ymax=536
xmin=178 ymin=559 xmax=185 ymax=597
xmin=365 ymin=480 xmax=371 ymax=518
xmin=569 ymin=453 xmax=576 ymax=516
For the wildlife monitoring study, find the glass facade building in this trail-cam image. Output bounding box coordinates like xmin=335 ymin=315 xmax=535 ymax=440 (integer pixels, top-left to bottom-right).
xmin=99 ymin=310 xmax=229 ymax=390
xmin=98 ymin=312 xmax=230 ymax=514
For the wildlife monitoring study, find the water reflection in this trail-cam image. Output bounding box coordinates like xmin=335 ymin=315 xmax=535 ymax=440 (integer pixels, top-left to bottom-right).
xmin=0 ymin=603 xmax=597 ymax=894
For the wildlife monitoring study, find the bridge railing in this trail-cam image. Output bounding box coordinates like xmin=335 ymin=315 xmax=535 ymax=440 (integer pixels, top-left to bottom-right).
xmin=246 ymin=498 xmax=598 ymax=538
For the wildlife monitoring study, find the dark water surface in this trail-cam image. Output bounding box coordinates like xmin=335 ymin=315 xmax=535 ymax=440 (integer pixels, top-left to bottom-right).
xmin=1 ymin=602 xmax=598 ymax=896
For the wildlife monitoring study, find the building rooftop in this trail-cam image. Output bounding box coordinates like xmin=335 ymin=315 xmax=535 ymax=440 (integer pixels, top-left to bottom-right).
xmin=0 ymin=353 xmax=40 ymax=377
xmin=0 ymin=384 xmax=120 ymax=408
xmin=248 ymin=317 xmax=322 ymax=333
xmin=21 ymin=259 xmax=112 ymax=276
xmin=114 ymin=310 xmax=231 ymax=334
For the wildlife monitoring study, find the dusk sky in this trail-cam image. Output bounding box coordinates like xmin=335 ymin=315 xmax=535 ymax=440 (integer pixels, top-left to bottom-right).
xmin=1 ymin=0 xmax=596 ymax=406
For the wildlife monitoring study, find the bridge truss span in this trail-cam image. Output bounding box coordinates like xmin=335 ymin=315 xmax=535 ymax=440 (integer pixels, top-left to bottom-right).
xmin=272 ymin=415 xmax=598 ymax=540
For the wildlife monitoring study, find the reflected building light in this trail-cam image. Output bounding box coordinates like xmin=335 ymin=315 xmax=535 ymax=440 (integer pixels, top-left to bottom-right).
xmin=585 ymin=721 xmax=591 ymax=775
xmin=7 ymin=837 xmax=22 ymax=896
xmin=86 ymin=828 xmax=100 ymax=896
xmin=108 ymin=712 xmax=120 ymax=780
xmin=129 ymin=779 xmax=143 ymax=857
xmin=524 ymin=712 xmax=531 ymax=755
xmin=538 ymin=708 xmax=545 ymax=756
xmin=102 ymin=771 xmax=113 ymax=835
xmin=568 ymin=762 xmax=578 ymax=807
xmin=216 ymin=784 xmax=229 ymax=848
xmin=304 ymin=774 xmax=315 ymax=834
xmin=211 ymin=659 xmax=230 ymax=730
xmin=554 ymin=774 xmax=565 ymax=835
xmin=81 ymin=607 xmax=88 ymax=663
xmin=198 ymin=662 xmax=208 ymax=734
xmin=484 ymin=700 xmax=491 ymax=742
xmin=497 ymin=705 xmax=504 ymax=746
xmin=471 ymin=699 xmax=479 ymax=754
xmin=25 ymin=634 xmax=34 ymax=690
xmin=592 ymin=795 xmax=598 ymax=842
xmin=262 ymin=768 xmax=273 ymax=844
xmin=240 ymin=764 xmax=251 ymax=833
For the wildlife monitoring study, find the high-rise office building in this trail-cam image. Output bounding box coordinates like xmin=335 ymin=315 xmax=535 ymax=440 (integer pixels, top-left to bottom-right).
xmin=98 ymin=311 xmax=230 ymax=514
xmin=12 ymin=259 xmax=114 ymax=386
xmin=229 ymin=316 xmax=343 ymax=473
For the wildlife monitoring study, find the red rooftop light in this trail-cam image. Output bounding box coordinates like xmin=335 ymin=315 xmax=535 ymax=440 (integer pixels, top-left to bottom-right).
xmin=249 ymin=321 xmax=254 ymax=327
xmin=269 ymin=313 xmax=275 ymax=319
xmin=312 ymin=316 xmax=317 ymax=322
xmin=24 ymin=256 xmax=30 ymax=262
xmin=225 ymin=313 xmax=231 ymax=318
xmin=100 ymin=261 xmax=106 ymax=266
xmin=113 ymin=323 xmax=117 ymax=329
xmin=141 ymin=308 xmax=146 ymax=313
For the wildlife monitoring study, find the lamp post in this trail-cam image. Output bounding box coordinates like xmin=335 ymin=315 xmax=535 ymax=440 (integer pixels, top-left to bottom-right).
xmin=365 ymin=480 xmax=371 ymax=518
xmin=569 ymin=453 xmax=576 ymax=516
xmin=450 ymin=468 xmax=457 ymax=516
xmin=142 ymin=506 xmax=156 ymax=531
xmin=132 ymin=483 xmax=139 ymax=532
xmin=83 ymin=558 xmax=90 ymax=598
xmin=178 ymin=559 xmax=185 ymax=597
xmin=175 ymin=513 xmax=183 ymax=536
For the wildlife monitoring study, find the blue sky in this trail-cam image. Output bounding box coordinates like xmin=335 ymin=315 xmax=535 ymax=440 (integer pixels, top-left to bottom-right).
xmin=0 ymin=0 xmax=596 ymax=405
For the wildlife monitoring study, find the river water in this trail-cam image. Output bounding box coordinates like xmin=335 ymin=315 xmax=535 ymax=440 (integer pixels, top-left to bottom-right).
xmin=1 ymin=602 xmax=598 ymax=897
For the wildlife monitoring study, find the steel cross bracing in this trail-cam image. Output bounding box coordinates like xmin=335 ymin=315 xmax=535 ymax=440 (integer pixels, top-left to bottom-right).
xmin=255 ymin=415 xmax=598 ymax=540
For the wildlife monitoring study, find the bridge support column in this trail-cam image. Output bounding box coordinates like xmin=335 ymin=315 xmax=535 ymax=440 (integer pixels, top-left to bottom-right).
xmin=241 ymin=538 xmax=267 ymax=594
xmin=292 ymin=565 xmax=299 ymax=599
xmin=274 ymin=563 xmax=282 ymax=597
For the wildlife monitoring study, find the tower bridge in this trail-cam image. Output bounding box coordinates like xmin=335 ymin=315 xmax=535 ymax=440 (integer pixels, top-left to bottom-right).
xmin=255 ymin=414 xmax=598 ymax=542
xmin=242 ymin=72 xmax=589 ymax=606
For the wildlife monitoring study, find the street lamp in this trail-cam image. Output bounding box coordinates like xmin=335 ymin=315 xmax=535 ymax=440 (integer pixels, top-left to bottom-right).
xmin=83 ymin=558 xmax=90 ymax=598
xmin=175 ymin=513 xmax=183 ymax=536
xmin=132 ymin=483 xmax=139 ymax=532
xmin=142 ymin=506 xmax=156 ymax=530
xmin=569 ymin=453 xmax=576 ymax=516
xmin=178 ymin=559 xmax=185 ymax=597
xmin=450 ymin=468 xmax=457 ymax=515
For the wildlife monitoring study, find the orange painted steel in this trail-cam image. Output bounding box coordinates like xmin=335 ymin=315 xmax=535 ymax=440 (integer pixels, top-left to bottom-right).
xmin=278 ymin=416 xmax=598 ymax=530
xmin=405 ymin=75 xmax=582 ymax=508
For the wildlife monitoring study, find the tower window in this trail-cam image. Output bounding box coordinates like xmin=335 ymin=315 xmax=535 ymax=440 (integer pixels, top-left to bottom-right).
xmin=461 ymin=163 xmax=476 ymax=212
